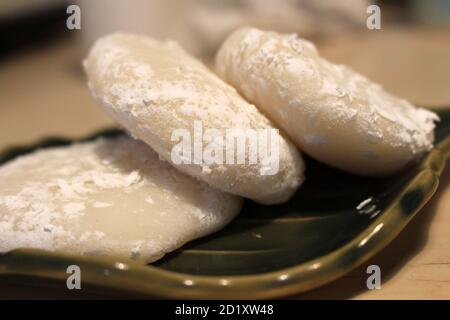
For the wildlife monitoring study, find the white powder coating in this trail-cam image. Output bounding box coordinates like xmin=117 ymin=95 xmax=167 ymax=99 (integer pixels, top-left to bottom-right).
xmin=216 ymin=27 xmax=440 ymax=176
xmin=83 ymin=33 xmax=305 ymax=204
xmin=0 ymin=136 xmax=242 ymax=264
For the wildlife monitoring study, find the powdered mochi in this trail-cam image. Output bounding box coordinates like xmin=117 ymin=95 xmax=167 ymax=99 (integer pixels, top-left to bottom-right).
xmin=0 ymin=136 xmax=242 ymax=263
xmin=83 ymin=33 xmax=304 ymax=204
xmin=216 ymin=27 xmax=439 ymax=176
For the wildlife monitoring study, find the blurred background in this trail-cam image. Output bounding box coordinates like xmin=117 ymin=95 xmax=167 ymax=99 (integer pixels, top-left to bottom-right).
xmin=0 ymin=0 xmax=449 ymax=149
xmin=0 ymin=0 xmax=450 ymax=299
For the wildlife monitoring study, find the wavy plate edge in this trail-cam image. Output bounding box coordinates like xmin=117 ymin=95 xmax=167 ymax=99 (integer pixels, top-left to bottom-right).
xmin=0 ymin=121 xmax=448 ymax=299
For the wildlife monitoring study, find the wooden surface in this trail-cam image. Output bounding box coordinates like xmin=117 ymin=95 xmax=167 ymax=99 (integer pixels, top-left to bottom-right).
xmin=0 ymin=27 xmax=449 ymax=299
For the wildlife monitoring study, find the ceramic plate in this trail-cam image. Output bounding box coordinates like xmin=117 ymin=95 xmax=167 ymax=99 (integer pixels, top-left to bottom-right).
xmin=0 ymin=107 xmax=449 ymax=299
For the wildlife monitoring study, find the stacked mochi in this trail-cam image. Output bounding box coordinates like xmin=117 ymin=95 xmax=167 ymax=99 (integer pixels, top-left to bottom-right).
xmin=0 ymin=28 xmax=438 ymax=263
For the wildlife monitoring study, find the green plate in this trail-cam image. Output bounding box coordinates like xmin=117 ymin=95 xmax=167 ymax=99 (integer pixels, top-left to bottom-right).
xmin=1 ymin=107 xmax=449 ymax=299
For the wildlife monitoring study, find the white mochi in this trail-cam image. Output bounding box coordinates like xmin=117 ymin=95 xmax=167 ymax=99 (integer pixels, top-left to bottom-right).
xmin=83 ymin=33 xmax=304 ymax=204
xmin=216 ymin=27 xmax=439 ymax=176
xmin=0 ymin=136 xmax=242 ymax=263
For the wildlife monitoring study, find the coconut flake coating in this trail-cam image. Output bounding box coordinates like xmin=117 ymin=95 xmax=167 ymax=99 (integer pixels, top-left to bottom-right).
xmin=83 ymin=33 xmax=304 ymax=204
xmin=216 ymin=27 xmax=439 ymax=176
xmin=0 ymin=136 xmax=242 ymax=263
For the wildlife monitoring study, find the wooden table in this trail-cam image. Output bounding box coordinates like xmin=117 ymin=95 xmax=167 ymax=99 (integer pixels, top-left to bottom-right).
xmin=0 ymin=27 xmax=449 ymax=299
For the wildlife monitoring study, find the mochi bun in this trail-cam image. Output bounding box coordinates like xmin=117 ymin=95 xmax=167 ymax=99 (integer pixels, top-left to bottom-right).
xmin=216 ymin=27 xmax=439 ymax=176
xmin=84 ymin=33 xmax=305 ymax=204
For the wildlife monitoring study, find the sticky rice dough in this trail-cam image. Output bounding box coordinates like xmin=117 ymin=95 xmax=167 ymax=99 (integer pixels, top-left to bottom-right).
xmin=0 ymin=136 xmax=242 ymax=263
xmin=216 ymin=27 xmax=439 ymax=176
xmin=83 ymin=33 xmax=304 ymax=204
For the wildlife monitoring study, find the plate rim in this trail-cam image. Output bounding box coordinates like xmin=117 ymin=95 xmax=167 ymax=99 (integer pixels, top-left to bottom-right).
xmin=0 ymin=113 xmax=448 ymax=299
